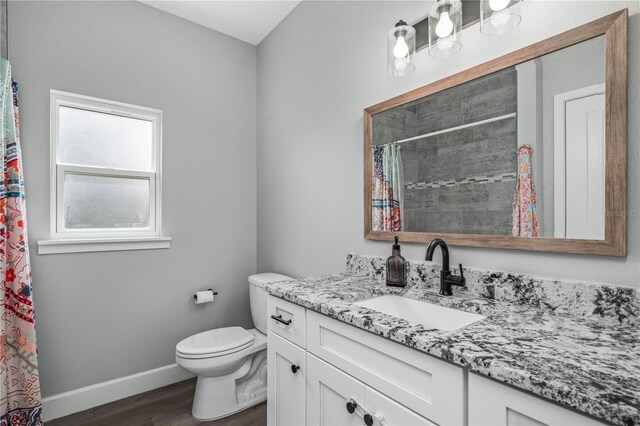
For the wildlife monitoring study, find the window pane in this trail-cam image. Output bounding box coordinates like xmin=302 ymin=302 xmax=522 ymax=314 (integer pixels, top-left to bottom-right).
xmin=59 ymin=106 xmax=153 ymax=171
xmin=63 ymin=174 xmax=151 ymax=230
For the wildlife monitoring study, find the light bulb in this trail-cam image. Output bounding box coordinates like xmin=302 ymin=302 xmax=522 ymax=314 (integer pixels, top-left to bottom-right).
xmin=489 ymin=0 xmax=510 ymax=12
xmin=393 ymin=36 xmax=409 ymax=59
xmin=436 ymin=10 xmax=454 ymax=38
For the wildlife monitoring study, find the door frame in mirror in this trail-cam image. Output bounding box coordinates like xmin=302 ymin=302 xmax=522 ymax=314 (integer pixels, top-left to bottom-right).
xmin=364 ymin=10 xmax=627 ymax=256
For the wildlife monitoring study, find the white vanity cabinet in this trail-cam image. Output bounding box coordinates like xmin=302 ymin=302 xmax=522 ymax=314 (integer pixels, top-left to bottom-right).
xmin=266 ymin=295 xmax=464 ymax=426
xmin=267 ymin=332 xmax=306 ymax=426
xmin=267 ymin=295 xmax=609 ymax=426
xmin=468 ymin=374 xmax=607 ymax=426
xmin=306 ymin=353 xmax=435 ymax=426
xmin=267 ymin=296 xmax=308 ymax=426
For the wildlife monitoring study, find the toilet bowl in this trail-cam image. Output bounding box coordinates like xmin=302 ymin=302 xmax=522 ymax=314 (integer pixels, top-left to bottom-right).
xmin=176 ymin=273 xmax=292 ymax=421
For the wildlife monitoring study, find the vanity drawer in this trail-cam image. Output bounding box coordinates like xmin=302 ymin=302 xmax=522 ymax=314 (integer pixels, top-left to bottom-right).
xmin=267 ymin=295 xmax=306 ymax=348
xmin=469 ymin=373 xmax=606 ymax=426
xmin=306 ymin=310 xmax=464 ymax=425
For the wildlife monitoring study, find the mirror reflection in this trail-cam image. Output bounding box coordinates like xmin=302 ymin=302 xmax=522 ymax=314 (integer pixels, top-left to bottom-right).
xmin=371 ymin=36 xmax=605 ymax=239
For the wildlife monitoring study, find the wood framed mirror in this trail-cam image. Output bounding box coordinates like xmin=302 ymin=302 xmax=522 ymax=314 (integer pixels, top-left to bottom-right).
xmin=364 ymin=10 xmax=627 ymax=256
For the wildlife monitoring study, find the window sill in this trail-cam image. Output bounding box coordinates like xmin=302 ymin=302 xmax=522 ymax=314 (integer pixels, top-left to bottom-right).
xmin=37 ymin=237 xmax=172 ymax=255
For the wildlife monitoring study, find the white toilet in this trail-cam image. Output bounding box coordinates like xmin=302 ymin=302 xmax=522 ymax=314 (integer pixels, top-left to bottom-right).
xmin=176 ymin=273 xmax=292 ymax=421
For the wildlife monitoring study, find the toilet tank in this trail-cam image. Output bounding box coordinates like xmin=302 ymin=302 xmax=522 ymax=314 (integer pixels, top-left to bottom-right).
xmin=249 ymin=273 xmax=292 ymax=334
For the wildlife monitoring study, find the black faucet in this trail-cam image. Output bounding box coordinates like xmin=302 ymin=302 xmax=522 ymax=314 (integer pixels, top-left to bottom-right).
xmin=425 ymin=238 xmax=466 ymax=296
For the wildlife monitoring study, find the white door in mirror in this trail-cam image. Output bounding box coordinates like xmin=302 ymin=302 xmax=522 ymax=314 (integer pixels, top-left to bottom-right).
xmin=564 ymin=94 xmax=605 ymax=239
xmin=554 ymin=84 xmax=605 ymax=240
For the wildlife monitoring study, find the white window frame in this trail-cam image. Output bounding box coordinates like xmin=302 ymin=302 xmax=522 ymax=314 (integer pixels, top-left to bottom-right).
xmin=38 ymin=90 xmax=170 ymax=254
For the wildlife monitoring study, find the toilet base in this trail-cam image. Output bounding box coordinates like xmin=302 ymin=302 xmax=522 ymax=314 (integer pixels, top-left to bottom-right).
xmin=191 ymin=348 xmax=268 ymax=421
xmin=192 ymin=392 xmax=266 ymax=422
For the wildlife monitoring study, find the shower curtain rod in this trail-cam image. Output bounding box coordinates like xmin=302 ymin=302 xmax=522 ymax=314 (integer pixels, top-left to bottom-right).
xmin=378 ymin=112 xmax=517 ymax=146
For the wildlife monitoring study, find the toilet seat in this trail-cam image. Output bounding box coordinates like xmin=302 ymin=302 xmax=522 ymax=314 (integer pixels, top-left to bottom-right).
xmin=176 ymin=327 xmax=255 ymax=359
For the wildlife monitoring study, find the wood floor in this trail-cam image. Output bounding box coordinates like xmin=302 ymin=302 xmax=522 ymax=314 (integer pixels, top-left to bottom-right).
xmin=46 ymin=378 xmax=266 ymax=426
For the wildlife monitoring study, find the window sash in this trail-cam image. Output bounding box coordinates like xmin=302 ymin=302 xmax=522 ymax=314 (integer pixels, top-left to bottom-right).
xmin=55 ymin=164 xmax=158 ymax=239
xmin=50 ymin=90 xmax=162 ymax=240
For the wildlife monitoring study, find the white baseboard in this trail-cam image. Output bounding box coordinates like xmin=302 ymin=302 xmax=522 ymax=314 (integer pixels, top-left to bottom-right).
xmin=42 ymin=363 xmax=194 ymax=421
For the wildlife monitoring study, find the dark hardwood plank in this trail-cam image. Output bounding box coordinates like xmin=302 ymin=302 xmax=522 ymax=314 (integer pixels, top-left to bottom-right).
xmin=46 ymin=378 xmax=266 ymax=426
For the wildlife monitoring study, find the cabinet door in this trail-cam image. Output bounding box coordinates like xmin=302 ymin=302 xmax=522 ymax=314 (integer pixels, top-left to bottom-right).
xmin=306 ymin=353 xmax=364 ymax=426
xmin=267 ymin=331 xmax=306 ymax=426
xmin=365 ymin=386 xmax=437 ymax=426
xmin=307 ymin=353 xmax=436 ymax=426
xmin=469 ymin=373 xmax=606 ymax=426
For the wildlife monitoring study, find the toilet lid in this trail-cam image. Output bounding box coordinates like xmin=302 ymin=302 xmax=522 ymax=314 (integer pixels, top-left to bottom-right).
xmin=176 ymin=327 xmax=255 ymax=357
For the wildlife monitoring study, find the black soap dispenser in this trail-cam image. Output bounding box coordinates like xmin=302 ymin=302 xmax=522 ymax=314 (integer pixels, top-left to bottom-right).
xmin=386 ymin=236 xmax=407 ymax=287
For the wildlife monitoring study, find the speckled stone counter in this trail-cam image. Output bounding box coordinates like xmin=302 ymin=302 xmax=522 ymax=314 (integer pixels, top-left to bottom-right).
xmin=264 ymin=256 xmax=640 ymax=426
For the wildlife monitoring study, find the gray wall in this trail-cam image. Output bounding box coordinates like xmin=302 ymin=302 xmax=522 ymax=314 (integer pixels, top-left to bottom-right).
xmin=516 ymin=59 xmax=545 ymax=235
xmin=9 ymin=1 xmax=257 ymax=396
xmin=257 ymin=1 xmax=640 ymax=288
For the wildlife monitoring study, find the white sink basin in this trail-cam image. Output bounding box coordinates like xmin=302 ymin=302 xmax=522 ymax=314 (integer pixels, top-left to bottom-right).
xmin=354 ymin=295 xmax=485 ymax=331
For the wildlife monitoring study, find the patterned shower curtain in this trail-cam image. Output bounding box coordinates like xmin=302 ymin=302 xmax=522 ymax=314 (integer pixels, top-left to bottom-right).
xmin=0 ymin=59 xmax=43 ymax=426
xmin=512 ymin=145 xmax=540 ymax=237
xmin=372 ymin=144 xmax=402 ymax=232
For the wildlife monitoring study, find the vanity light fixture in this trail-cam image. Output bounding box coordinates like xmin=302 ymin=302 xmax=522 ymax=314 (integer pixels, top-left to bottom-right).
xmin=386 ymin=0 xmax=524 ymax=71
xmin=480 ymin=0 xmax=523 ymax=36
xmin=387 ymin=20 xmax=416 ymax=76
xmin=428 ymin=0 xmax=463 ymax=58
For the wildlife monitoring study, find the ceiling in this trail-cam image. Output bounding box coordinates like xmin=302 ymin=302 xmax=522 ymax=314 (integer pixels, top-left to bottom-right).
xmin=140 ymin=1 xmax=301 ymax=45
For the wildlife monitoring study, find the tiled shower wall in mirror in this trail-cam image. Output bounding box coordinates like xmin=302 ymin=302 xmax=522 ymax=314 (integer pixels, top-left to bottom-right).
xmin=372 ymin=68 xmax=518 ymax=235
xmin=371 ymin=36 xmax=605 ymax=238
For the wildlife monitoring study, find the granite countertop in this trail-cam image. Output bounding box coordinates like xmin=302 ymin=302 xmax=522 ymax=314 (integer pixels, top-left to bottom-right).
xmin=264 ymin=273 xmax=640 ymax=426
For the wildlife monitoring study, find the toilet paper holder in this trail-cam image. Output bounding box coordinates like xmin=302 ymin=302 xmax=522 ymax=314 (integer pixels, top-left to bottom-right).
xmin=193 ymin=289 xmax=218 ymax=301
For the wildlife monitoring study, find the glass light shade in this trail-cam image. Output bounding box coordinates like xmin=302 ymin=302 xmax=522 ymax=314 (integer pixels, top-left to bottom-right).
xmin=387 ymin=21 xmax=416 ymax=76
xmin=480 ymin=0 xmax=523 ymax=36
xmin=428 ymin=0 xmax=463 ymax=58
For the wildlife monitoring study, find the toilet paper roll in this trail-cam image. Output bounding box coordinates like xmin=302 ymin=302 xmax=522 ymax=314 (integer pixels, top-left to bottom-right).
xmin=194 ymin=290 xmax=215 ymax=304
